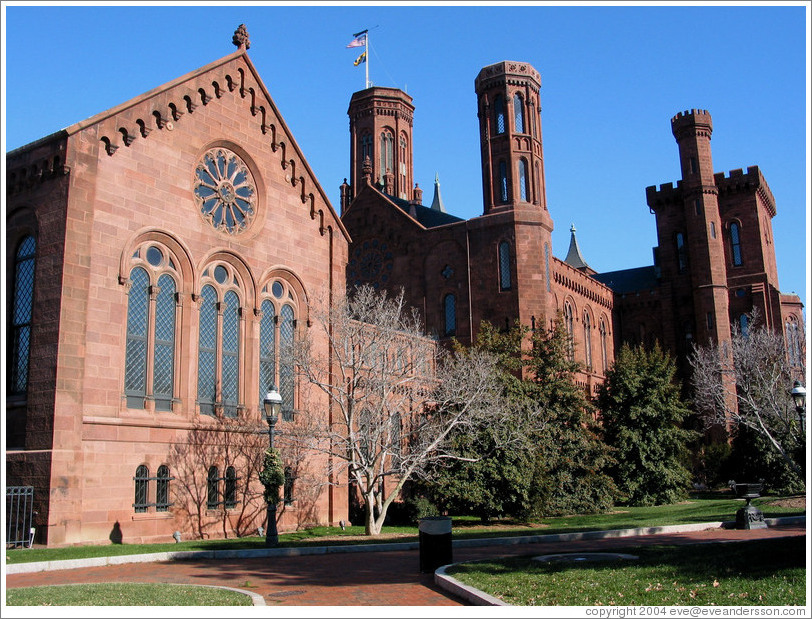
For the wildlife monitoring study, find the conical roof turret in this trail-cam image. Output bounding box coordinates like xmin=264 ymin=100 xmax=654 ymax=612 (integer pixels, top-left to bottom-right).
xmin=564 ymin=224 xmax=593 ymax=272
xmin=430 ymin=173 xmax=446 ymax=213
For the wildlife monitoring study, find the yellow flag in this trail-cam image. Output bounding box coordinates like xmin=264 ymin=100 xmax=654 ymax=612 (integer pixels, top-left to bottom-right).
xmin=354 ymin=51 xmax=366 ymax=66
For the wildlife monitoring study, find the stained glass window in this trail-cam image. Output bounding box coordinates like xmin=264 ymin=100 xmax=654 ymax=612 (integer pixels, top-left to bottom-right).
xmin=194 ymin=148 xmax=256 ymax=234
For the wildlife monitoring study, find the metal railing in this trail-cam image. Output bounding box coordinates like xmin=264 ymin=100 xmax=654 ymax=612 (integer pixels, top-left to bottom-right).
xmin=6 ymin=486 xmax=35 ymax=548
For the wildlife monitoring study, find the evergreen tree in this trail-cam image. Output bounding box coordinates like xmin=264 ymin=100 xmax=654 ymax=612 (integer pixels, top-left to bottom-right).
xmin=424 ymin=318 xmax=619 ymax=520
xmin=597 ymin=342 xmax=697 ymax=506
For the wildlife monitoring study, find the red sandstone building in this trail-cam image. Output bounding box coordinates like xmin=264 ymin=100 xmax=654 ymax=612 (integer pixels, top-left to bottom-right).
xmin=5 ymin=30 xmax=804 ymax=546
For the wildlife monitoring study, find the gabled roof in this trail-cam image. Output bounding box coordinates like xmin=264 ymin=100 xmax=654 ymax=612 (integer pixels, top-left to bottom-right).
xmin=7 ymin=29 xmax=350 ymax=242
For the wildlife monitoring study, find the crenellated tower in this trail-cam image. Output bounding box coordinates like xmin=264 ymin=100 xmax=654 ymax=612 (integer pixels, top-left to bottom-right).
xmin=347 ymin=87 xmax=415 ymax=202
xmin=647 ymin=109 xmax=732 ymax=356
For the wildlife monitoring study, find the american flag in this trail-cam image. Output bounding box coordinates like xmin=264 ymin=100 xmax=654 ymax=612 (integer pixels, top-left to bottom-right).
xmin=346 ymin=33 xmax=367 ymax=48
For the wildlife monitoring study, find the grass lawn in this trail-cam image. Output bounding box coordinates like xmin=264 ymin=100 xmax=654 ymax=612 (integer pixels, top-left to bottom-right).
xmin=446 ymin=537 xmax=807 ymax=606
xmin=5 ymin=582 xmax=252 ymax=606
xmin=5 ymin=494 xmax=803 ymax=565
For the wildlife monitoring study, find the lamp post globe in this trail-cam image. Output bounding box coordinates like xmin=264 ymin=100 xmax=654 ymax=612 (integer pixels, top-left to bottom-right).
xmin=262 ymin=388 xmax=283 ymax=547
xmin=791 ymin=381 xmax=806 ymax=433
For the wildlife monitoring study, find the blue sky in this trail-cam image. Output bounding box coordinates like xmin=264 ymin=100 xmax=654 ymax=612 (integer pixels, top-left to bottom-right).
xmin=2 ymin=2 xmax=809 ymax=308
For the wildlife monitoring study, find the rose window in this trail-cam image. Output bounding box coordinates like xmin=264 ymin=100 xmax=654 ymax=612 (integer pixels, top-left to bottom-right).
xmin=194 ymin=148 xmax=256 ymax=234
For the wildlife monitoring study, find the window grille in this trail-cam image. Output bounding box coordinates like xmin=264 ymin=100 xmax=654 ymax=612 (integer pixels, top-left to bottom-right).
xmin=499 ymin=242 xmax=512 ymax=291
xmin=224 ymin=467 xmax=238 ymax=509
xmin=518 ymin=159 xmax=528 ymax=201
xmin=134 ymin=465 xmax=175 ymax=512
xmin=221 ymin=290 xmax=240 ymax=418
xmin=207 ymin=467 xmax=220 ymax=509
xmin=513 ymin=94 xmax=524 ymax=133
xmin=583 ymin=312 xmax=593 ymax=370
xmin=283 ymin=467 xmax=295 ymax=506
xmin=11 ymin=236 xmax=36 ymax=395
xmin=259 ymin=299 xmax=276 ymax=407
xmin=156 ymin=465 xmax=172 ymax=512
xmin=676 ymin=233 xmax=688 ymax=273
xmin=197 ymin=285 xmax=218 ymax=415
xmin=494 ymin=95 xmax=505 ymax=134
xmin=499 ymin=161 xmax=508 ymax=202
xmin=134 ymin=465 xmax=150 ymax=513
xmin=730 ymin=222 xmax=743 ymax=266
xmin=599 ymin=319 xmax=608 ymax=374
xmin=564 ymin=304 xmax=575 ymax=361
xmin=279 ymin=304 xmax=296 ymax=421
xmin=125 ymin=268 xmax=149 ymax=406
xmin=444 ymin=294 xmax=456 ymax=337
xmin=153 ymin=274 xmax=176 ymax=411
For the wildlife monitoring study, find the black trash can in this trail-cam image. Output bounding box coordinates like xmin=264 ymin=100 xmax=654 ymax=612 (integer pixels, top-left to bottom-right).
xmin=418 ymin=516 xmax=452 ymax=573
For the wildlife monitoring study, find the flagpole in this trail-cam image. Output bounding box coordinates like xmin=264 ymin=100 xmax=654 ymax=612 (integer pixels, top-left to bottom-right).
xmin=365 ymin=30 xmax=370 ymax=88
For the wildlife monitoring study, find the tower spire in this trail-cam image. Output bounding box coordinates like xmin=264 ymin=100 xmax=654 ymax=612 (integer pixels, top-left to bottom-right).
xmin=564 ymin=224 xmax=593 ymax=272
xmin=430 ymin=173 xmax=446 ymax=213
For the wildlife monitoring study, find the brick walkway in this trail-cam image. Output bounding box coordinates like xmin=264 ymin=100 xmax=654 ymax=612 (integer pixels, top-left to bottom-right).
xmin=5 ymin=523 xmax=805 ymax=606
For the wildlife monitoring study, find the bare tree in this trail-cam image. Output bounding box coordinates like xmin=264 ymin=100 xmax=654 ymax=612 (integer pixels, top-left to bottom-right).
xmin=690 ymin=309 xmax=806 ymax=481
xmin=167 ymin=415 xmax=266 ymax=539
xmin=289 ymin=285 xmax=507 ymax=535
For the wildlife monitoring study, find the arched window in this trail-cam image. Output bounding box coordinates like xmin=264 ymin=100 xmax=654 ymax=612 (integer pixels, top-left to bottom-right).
xmin=494 ymin=95 xmax=505 ymax=134
xmin=259 ymin=299 xmax=276 ymax=407
xmin=156 ymin=465 xmax=171 ymax=512
xmin=197 ymin=263 xmax=243 ymax=417
xmin=443 ymin=294 xmax=456 ymax=337
xmin=361 ymin=133 xmax=373 ymax=162
xmin=499 ymin=160 xmax=508 ymax=202
xmin=534 ymin=161 xmax=541 ymax=205
xmin=259 ymin=278 xmax=299 ymax=421
xmin=518 ymin=159 xmax=528 ymax=201
xmin=545 ymin=243 xmax=551 ymax=292
xmin=10 ymin=235 xmax=36 ymax=395
xmin=125 ymin=267 xmax=150 ymax=405
xmin=279 ymin=304 xmax=296 ymax=420
xmin=564 ymin=303 xmax=575 ymax=361
xmin=283 ymin=467 xmax=295 ymax=506
xmin=124 ymin=243 xmax=178 ymax=411
xmin=207 ymin=466 xmax=220 ymax=510
xmin=224 ymin=466 xmax=237 ymax=509
xmin=739 ymin=314 xmax=749 ymax=338
xmin=675 ymin=232 xmax=688 ymax=274
xmin=513 ymin=94 xmax=524 ymax=133
xmin=599 ymin=318 xmax=608 ymax=374
xmin=380 ymin=129 xmax=394 ymax=174
xmin=499 ymin=241 xmax=512 ymax=291
xmin=786 ymin=319 xmax=802 ymax=367
xmin=583 ymin=312 xmax=593 ymax=371
xmin=134 ymin=465 xmax=149 ymax=513
xmin=729 ymin=222 xmax=743 ymax=266
xmin=399 ymin=133 xmax=408 ymax=198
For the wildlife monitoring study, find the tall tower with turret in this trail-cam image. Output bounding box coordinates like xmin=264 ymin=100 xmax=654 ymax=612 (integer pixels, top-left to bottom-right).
xmin=469 ymin=61 xmax=556 ymax=331
xmin=646 ymin=109 xmax=732 ymax=359
xmin=347 ymin=87 xmax=415 ymax=201
xmin=474 ymin=61 xmax=549 ymax=215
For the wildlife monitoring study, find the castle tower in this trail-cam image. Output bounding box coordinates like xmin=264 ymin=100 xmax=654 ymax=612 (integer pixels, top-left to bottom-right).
xmin=347 ymin=87 xmax=415 ymax=201
xmin=469 ymin=61 xmax=556 ymax=333
xmin=669 ymin=109 xmax=732 ymax=348
xmin=474 ymin=61 xmax=548 ymax=215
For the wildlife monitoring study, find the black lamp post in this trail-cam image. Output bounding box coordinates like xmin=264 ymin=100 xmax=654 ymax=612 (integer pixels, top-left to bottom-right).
xmin=263 ymin=387 xmax=283 ymax=547
xmin=791 ymin=380 xmax=806 ymax=434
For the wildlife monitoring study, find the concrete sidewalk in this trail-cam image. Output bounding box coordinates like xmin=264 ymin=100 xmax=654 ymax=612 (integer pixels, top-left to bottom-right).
xmin=4 ymin=518 xmax=806 ymax=606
